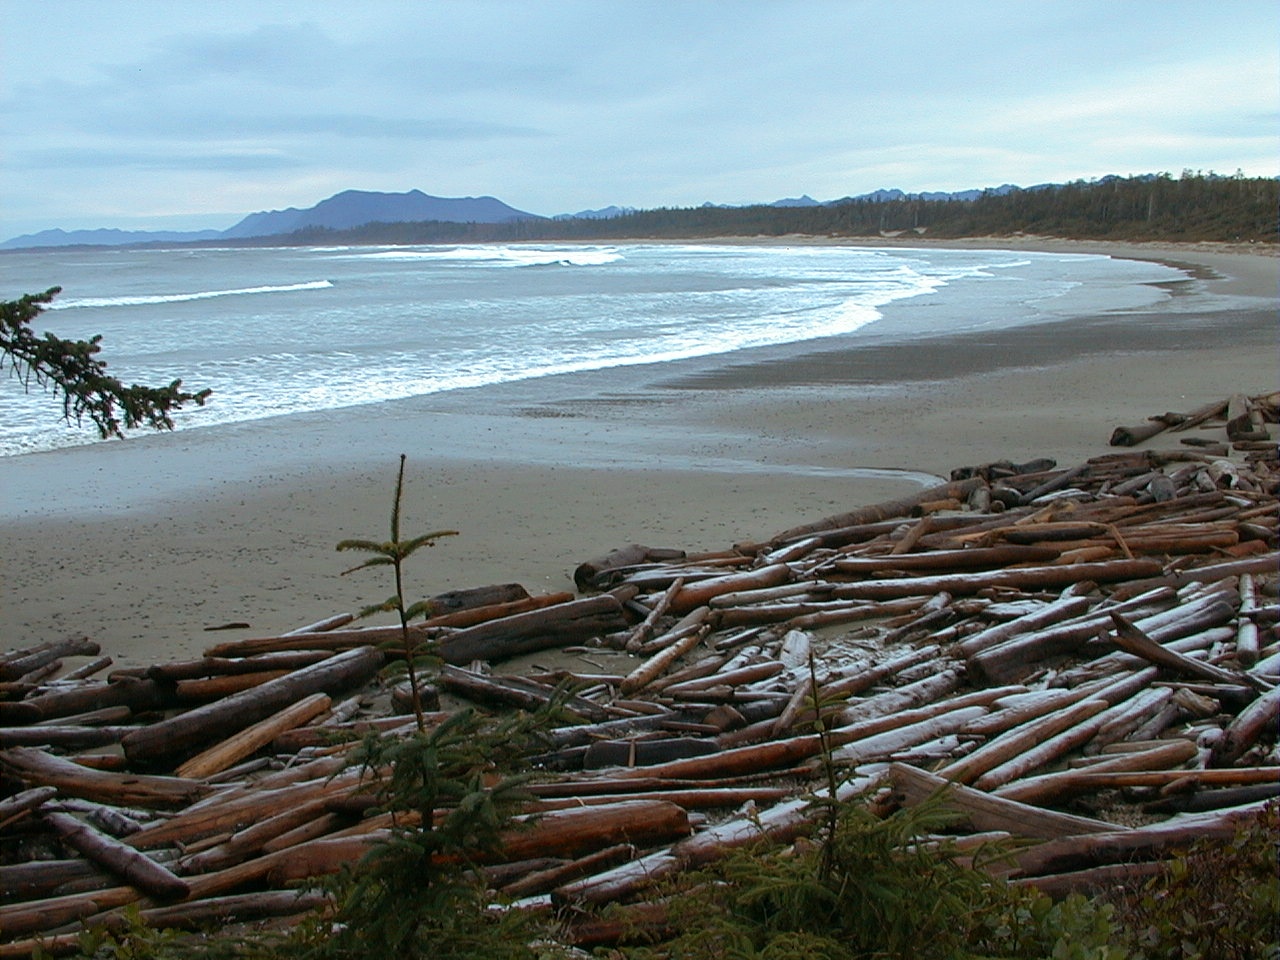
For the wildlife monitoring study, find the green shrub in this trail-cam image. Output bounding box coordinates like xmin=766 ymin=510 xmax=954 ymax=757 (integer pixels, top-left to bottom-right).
xmin=1105 ymin=802 xmax=1279 ymax=960
xmin=616 ymin=796 xmax=1124 ymax=960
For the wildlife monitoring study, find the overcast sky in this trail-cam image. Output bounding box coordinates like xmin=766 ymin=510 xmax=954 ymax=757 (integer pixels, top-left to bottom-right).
xmin=2 ymin=0 xmax=1276 ymax=238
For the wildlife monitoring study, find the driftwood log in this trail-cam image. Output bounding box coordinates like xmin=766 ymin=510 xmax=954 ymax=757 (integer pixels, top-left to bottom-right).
xmin=0 ymin=395 xmax=1275 ymax=950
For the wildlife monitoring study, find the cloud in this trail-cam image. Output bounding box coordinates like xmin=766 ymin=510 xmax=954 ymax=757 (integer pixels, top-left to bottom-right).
xmin=11 ymin=146 xmax=307 ymax=172
xmin=131 ymin=113 xmax=547 ymax=142
xmin=1 ymin=0 xmax=1276 ymax=235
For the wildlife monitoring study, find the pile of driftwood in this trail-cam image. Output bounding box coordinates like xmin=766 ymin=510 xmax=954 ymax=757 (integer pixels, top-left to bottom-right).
xmin=0 ymin=392 xmax=1276 ymax=954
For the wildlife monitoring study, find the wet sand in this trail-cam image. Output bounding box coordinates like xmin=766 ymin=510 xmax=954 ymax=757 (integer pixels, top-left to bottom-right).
xmin=1 ymin=240 xmax=1274 ymax=666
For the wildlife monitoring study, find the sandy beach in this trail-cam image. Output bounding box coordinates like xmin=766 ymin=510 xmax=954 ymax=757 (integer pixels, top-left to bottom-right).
xmin=1 ymin=239 xmax=1275 ymax=667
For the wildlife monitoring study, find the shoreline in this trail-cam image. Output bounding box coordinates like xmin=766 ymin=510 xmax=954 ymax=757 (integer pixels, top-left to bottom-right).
xmin=1 ymin=239 xmax=1275 ymax=665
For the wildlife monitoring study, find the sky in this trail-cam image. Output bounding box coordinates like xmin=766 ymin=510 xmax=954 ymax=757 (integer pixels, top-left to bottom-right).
xmin=2 ymin=0 xmax=1276 ymax=239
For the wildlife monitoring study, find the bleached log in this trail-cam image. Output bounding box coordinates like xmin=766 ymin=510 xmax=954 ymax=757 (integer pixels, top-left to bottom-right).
xmin=173 ymin=669 xmax=293 ymax=701
xmin=992 ymin=740 xmax=1200 ymax=804
xmin=831 ymin=544 xmax=1062 ymax=576
xmin=623 ymin=577 xmax=684 ymax=652
xmin=603 ymin=732 xmax=824 ymax=781
xmin=635 ymin=606 xmax=712 ymax=655
xmin=661 ymin=660 xmax=783 ymax=696
xmin=831 ymin=705 xmax=988 ymax=764
xmin=0 ymin=885 xmax=141 ymax=940
xmin=545 ymin=712 xmax=683 ymax=751
xmin=281 ymin=613 xmax=356 ymax=635
xmin=260 ymin=812 xmax=347 ymax=854
xmin=772 ymin=673 xmax=815 ymax=736
xmin=1007 ymin=768 xmax=1280 ymax=794
xmin=1209 ymin=681 xmax=1280 ymax=767
xmin=177 ymin=795 xmax=337 ymax=874
xmin=957 ymin=595 xmax=1095 ymax=657
xmin=768 ymin=597 xmax=924 ymax=631
xmin=758 ymin=535 xmax=826 ymax=565
xmin=1165 ymin=552 xmax=1279 ymax=587
xmin=971 ymin=680 xmax=1163 ymax=792
xmin=831 ymin=558 xmax=1163 ymax=601
xmin=877 ymin=591 xmax=957 ymax=644
xmin=556 ymin=769 xmax=886 ymax=905
xmin=707 ymin=581 xmax=823 ymax=609
xmin=971 ymin=593 xmax=1231 ymax=684
xmin=726 ymin=682 xmax=1016 ymax=751
xmin=501 ymin=842 xmax=636 ymax=899
xmin=836 ymin=669 xmax=962 ymax=726
xmin=890 ymin=514 xmax=935 ymax=554
xmin=937 ymin=698 xmax=1111 ymax=786
xmin=1052 ymin=614 xmax=1235 ymax=688
xmin=271 ymin=713 xmax=430 ymax=752
xmin=127 ymin=769 xmax=366 ymax=850
xmin=175 ymin=692 xmax=332 ymax=779
xmin=530 ymin=785 xmax=792 ymax=812
xmin=1236 ymin=573 xmax=1260 ymax=667
xmin=55 ymin=655 xmax=113 ymax=683
xmin=1086 ymin=687 xmax=1175 ymax=751
xmin=887 ymin=763 xmax=1116 ymax=839
xmin=620 ymin=619 xmax=710 ymax=695
xmin=958 ymin=688 xmax=1088 ymax=737
xmin=1109 ymin=613 xmax=1271 ymax=693
xmin=1013 ymin=806 xmax=1259 ymax=882
xmin=424 ymin=582 xmax=532 ymax=616
xmin=1168 ymin=396 xmax=1230 ymax=432
xmin=1226 ymin=393 xmax=1264 ymax=440
xmin=0 ymin=856 xmax=116 ymax=903
xmin=121 ymin=646 xmax=384 ymax=767
xmin=32 ymin=704 xmax=131 ymax=727
xmin=819 ymin=644 xmax=944 ymax=701
xmin=265 ymin=799 xmax=692 ymax=888
xmin=667 ymin=563 xmax=795 ymax=616
xmin=124 ymin=889 xmax=333 ymax=934
xmin=1110 ymin=417 xmax=1173 ymax=447
xmin=1014 ymin=861 xmax=1171 ymax=898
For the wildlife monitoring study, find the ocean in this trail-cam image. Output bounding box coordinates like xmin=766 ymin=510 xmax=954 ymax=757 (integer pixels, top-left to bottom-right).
xmin=0 ymin=242 xmax=1184 ymax=457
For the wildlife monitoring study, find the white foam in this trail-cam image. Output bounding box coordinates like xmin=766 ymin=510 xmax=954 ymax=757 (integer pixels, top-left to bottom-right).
xmin=332 ymin=245 xmax=622 ymax=267
xmin=49 ymin=280 xmax=333 ymax=309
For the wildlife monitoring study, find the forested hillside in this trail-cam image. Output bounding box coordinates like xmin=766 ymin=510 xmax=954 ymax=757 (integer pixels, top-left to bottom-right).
xmin=268 ymin=172 xmax=1277 ymax=246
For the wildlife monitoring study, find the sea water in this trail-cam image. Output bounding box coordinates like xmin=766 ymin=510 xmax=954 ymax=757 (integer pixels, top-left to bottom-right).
xmin=0 ymin=242 xmax=1183 ymax=457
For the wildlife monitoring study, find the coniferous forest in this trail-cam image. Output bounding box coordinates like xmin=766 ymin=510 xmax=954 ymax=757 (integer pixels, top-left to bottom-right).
xmin=261 ymin=172 xmax=1277 ymax=247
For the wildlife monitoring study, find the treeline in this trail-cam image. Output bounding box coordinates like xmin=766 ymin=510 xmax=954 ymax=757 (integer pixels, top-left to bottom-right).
xmin=251 ymin=172 xmax=1278 ymax=247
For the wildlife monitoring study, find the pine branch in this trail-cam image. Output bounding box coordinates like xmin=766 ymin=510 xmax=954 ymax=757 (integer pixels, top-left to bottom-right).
xmin=1 ymin=287 xmax=211 ymax=439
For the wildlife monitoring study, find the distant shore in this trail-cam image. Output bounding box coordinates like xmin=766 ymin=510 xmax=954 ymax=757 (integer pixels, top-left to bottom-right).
xmin=2 ymin=238 xmax=1275 ymax=666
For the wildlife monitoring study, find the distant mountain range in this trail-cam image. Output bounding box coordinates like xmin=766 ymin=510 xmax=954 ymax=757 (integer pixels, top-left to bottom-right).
xmin=220 ymin=189 xmax=538 ymax=239
xmin=2 ymin=189 xmax=541 ymax=250
xmin=1 ymin=183 xmax=1027 ymax=250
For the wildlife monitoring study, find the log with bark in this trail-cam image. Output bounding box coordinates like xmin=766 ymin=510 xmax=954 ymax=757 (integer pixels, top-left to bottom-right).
xmin=0 ymin=748 xmax=210 ymax=809
xmin=41 ymin=811 xmax=190 ymax=900
xmin=436 ymin=595 xmax=628 ymax=664
xmin=121 ymin=646 xmax=383 ymax=768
